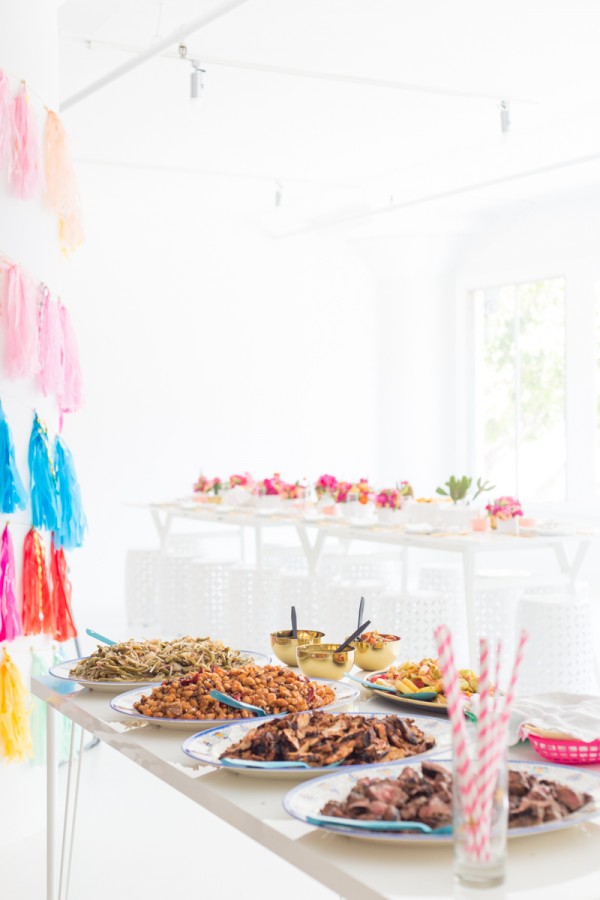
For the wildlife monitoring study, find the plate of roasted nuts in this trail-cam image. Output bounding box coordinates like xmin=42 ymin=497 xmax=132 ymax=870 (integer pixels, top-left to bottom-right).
xmin=110 ymin=664 xmax=360 ymax=731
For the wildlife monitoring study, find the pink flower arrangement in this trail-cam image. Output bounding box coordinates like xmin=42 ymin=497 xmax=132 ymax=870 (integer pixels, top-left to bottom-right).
xmin=375 ymin=488 xmax=405 ymax=510
xmin=335 ymin=481 xmax=353 ymax=503
xmin=315 ymin=474 xmax=338 ymax=498
xmin=229 ymin=472 xmax=254 ymax=489
xmin=356 ymin=478 xmax=374 ymax=504
xmin=193 ymin=475 xmax=222 ymax=495
xmin=485 ymin=496 xmax=523 ymax=520
xmin=279 ymin=481 xmax=305 ymax=500
xmin=259 ymin=473 xmax=284 ymax=496
xmin=398 ymin=480 xmax=414 ymax=497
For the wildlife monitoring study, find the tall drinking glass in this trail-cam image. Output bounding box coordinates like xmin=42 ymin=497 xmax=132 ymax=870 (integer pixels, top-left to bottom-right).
xmin=453 ymin=733 xmax=508 ymax=888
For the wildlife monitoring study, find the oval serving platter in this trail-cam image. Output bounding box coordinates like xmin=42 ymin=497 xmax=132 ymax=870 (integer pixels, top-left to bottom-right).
xmin=181 ymin=712 xmax=451 ymax=779
xmin=283 ymin=759 xmax=600 ymax=844
xmin=110 ymin=679 xmax=361 ymax=731
xmin=49 ymin=650 xmax=271 ymax=695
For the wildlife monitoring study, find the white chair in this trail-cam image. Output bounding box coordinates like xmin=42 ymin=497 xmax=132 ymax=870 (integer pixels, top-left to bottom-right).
xmin=516 ymin=589 xmax=597 ymax=694
xmin=125 ymin=549 xmax=160 ymax=628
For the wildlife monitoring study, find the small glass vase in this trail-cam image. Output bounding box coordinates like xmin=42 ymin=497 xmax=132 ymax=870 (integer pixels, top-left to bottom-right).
xmin=453 ymin=743 xmax=508 ymax=889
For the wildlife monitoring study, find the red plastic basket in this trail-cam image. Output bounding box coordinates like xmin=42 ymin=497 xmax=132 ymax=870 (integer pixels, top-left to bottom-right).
xmin=527 ymin=733 xmax=600 ymax=765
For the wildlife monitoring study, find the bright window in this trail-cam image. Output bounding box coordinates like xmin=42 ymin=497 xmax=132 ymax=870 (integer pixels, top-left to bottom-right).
xmin=472 ymin=277 xmax=566 ymax=501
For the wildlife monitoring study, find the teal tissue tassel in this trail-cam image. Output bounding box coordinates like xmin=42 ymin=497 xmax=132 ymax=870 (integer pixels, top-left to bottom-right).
xmin=54 ymin=435 xmax=86 ymax=549
xmin=28 ymin=412 xmax=58 ymax=532
xmin=30 ymin=647 xmax=74 ymax=765
xmin=0 ymin=399 xmax=27 ymax=513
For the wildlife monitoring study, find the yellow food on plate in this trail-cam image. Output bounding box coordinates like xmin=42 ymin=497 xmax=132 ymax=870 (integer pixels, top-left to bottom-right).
xmin=372 ymin=657 xmax=479 ymax=704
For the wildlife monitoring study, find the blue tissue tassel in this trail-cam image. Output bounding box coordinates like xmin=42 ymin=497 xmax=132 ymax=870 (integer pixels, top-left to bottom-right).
xmin=54 ymin=435 xmax=87 ymax=549
xmin=0 ymin=400 xmax=27 ymax=512
xmin=28 ymin=412 xmax=58 ymax=531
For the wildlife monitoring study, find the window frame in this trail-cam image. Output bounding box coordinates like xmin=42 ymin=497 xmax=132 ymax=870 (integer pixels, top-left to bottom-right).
xmin=456 ymin=260 xmax=598 ymax=512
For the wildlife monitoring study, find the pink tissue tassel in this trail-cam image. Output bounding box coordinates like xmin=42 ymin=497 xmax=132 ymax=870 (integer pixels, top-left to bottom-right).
xmin=4 ymin=265 xmax=40 ymax=379
xmin=10 ymin=82 xmax=41 ymax=200
xmin=0 ymin=69 xmax=12 ymax=178
xmin=58 ymin=301 xmax=83 ymax=413
xmin=44 ymin=110 xmax=84 ymax=254
xmin=38 ymin=292 xmax=64 ymax=397
xmin=0 ymin=525 xmax=22 ymax=642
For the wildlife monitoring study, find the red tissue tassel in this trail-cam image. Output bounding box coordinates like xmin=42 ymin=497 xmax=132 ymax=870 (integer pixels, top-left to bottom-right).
xmin=22 ymin=529 xmax=54 ymax=636
xmin=51 ymin=540 xmax=77 ymax=642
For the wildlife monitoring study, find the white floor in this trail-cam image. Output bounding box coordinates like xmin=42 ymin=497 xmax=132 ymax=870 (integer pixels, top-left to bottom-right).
xmin=1 ymin=740 xmax=337 ymax=900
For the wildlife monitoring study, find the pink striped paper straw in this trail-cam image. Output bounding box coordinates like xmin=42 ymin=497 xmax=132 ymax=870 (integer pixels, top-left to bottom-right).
xmin=434 ymin=625 xmax=477 ymax=855
xmin=475 ymin=631 xmax=529 ymax=860
xmin=474 ymin=638 xmax=492 ymax=858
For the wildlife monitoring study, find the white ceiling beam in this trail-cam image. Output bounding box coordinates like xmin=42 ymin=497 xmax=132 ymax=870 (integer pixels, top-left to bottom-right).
xmin=60 ymin=0 xmax=251 ymax=112
xmin=61 ymin=35 xmax=539 ymax=106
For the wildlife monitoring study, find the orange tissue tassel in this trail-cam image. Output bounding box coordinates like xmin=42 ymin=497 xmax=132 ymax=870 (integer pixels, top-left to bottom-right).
xmin=51 ymin=540 xmax=77 ymax=642
xmin=22 ymin=528 xmax=54 ymax=636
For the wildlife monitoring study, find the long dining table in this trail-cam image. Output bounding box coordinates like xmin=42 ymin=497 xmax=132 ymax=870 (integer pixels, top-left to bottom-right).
xmin=145 ymin=500 xmax=594 ymax=667
xmin=34 ymin=671 xmax=600 ymax=900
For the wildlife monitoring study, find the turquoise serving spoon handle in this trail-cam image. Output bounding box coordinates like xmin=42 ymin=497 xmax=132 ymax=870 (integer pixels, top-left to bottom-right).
xmin=345 ymin=673 xmax=437 ymax=701
xmin=209 ymin=690 xmax=267 ymax=717
xmin=346 ymin=673 xmax=397 ymax=693
xmin=220 ymin=757 xmax=341 ymax=770
xmin=306 ymin=814 xmax=451 ymax=834
xmin=86 ymin=628 xmax=116 ymax=646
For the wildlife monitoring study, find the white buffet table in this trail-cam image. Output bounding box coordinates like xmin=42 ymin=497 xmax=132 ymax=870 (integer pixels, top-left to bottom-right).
xmin=146 ymin=501 xmax=595 ymax=667
xmin=35 ymin=673 xmax=600 ymax=900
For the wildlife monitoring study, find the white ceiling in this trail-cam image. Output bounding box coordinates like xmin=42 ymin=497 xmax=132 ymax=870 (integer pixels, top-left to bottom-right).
xmin=57 ymin=0 xmax=600 ymax=234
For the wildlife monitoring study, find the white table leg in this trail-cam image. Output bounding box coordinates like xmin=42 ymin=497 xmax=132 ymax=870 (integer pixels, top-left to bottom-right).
xmin=254 ymin=525 xmax=263 ymax=569
xmin=462 ymin=548 xmax=478 ymax=668
xmin=401 ymin=546 xmax=408 ymax=597
xmin=295 ymin=525 xmax=326 ymax=575
xmin=58 ymin=724 xmax=76 ymax=900
xmin=47 ymin=706 xmax=57 ymax=900
xmin=64 ymin=727 xmax=86 ymax=900
xmin=150 ymin=509 xmax=173 ymax=552
xmin=552 ymin=539 xmax=591 ymax=584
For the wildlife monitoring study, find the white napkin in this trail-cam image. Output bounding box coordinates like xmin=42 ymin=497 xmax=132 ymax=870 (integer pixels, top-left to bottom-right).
xmin=506 ymin=692 xmax=600 ymax=744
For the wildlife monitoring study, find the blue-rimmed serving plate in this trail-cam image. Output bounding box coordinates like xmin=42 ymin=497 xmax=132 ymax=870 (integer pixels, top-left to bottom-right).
xmin=283 ymin=759 xmax=600 ymax=844
xmin=181 ymin=712 xmax=451 ymax=779
xmin=49 ymin=650 xmax=271 ymax=694
xmin=110 ymin=678 xmax=360 ymax=731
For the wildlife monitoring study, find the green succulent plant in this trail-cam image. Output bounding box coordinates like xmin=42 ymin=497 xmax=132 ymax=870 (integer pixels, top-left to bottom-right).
xmin=472 ymin=477 xmax=495 ymax=503
xmin=436 ymin=475 xmax=472 ymax=503
xmin=436 ymin=475 xmax=495 ymax=504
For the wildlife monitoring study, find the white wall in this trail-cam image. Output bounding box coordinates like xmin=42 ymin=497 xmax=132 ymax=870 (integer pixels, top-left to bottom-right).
xmin=64 ymin=162 xmax=379 ymax=628
xmin=0 ymin=0 xmax=66 ymax=844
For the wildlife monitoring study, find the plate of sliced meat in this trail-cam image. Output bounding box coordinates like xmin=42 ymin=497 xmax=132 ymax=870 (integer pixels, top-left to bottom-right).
xmin=283 ymin=759 xmax=600 ymax=842
xmin=181 ymin=711 xmax=450 ymax=779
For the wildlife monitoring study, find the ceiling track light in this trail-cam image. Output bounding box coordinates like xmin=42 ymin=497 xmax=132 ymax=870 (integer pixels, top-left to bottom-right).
xmin=190 ymin=60 xmax=205 ymax=98
xmin=499 ymin=99 xmax=510 ymax=134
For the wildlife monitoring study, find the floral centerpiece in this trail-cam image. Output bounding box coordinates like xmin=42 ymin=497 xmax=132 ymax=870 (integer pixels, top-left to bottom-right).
xmin=375 ymin=487 xmax=404 ymax=524
xmin=279 ymin=481 xmax=305 ymax=500
xmin=486 ymin=496 xmax=523 ymax=520
xmin=229 ymin=472 xmax=254 ymax=490
xmin=375 ymin=488 xmax=405 ymax=510
xmin=398 ymin=480 xmax=414 ymax=497
xmin=486 ymin=495 xmax=523 ymax=532
xmin=335 ymin=481 xmax=353 ymax=503
xmin=258 ymin=473 xmax=284 ymax=496
xmin=315 ymin=474 xmax=338 ymax=498
xmin=193 ymin=474 xmax=223 ymax=503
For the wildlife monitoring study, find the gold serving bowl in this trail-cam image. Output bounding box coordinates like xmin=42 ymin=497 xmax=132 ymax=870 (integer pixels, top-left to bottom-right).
xmin=296 ymin=643 xmax=355 ymax=680
xmin=351 ymin=635 xmax=402 ymax=671
xmin=269 ymin=630 xmax=325 ymax=667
